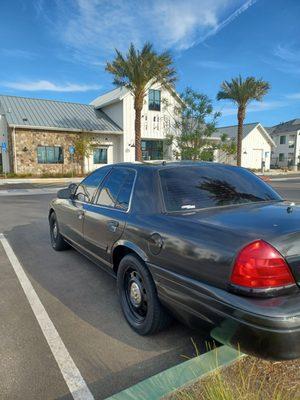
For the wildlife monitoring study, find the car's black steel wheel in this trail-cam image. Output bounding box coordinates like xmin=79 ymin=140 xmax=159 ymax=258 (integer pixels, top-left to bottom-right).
xmin=49 ymin=212 xmax=70 ymax=251
xmin=117 ymin=254 xmax=172 ymax=335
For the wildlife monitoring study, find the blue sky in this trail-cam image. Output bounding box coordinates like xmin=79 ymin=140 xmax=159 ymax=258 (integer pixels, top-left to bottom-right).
xmin=0 ymin=0 xmax=300 ymax=127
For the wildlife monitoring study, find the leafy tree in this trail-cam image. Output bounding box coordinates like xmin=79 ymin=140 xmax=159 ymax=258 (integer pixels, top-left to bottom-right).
xmin=106 ymin=42 xmax=176 ymax=161
xmin=73 ymin=133 xmax=94 ymax=174
xmin=217 ymin=76 xmax=270 ymax=166
xmin=166 ymin=87 xmax=233 ymax=161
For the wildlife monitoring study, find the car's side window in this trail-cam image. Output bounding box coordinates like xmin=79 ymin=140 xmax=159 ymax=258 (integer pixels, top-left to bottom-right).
xmin=75 ymin=167 xmax=111 ymax=203
xmin=115 ymin=170 xmax=136 ymax=210
xmin=96 ymin=168 xmax=135 ymax=210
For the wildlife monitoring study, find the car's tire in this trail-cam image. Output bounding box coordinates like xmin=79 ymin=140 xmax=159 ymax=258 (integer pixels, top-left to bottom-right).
xmin=117 ymin=254 xmax=172 ymax=335
xmin=49 ymin=212 xmax=70 ymax=251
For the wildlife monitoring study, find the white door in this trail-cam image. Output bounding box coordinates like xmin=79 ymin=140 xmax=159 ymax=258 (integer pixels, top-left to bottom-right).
xmin=252 ymin=149 xmax=263 ymax=169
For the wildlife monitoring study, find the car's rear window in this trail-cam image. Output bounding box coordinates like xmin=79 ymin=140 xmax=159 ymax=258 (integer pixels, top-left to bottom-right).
xmin=159 ymin=165 xmax=282 ymax=212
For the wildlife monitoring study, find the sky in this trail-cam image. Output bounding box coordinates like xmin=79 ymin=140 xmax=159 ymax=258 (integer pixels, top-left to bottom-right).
xmin=0 ymin=0 xmax=300 ymax=127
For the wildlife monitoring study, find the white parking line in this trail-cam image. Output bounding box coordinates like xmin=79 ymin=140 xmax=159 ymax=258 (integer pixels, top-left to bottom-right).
xmin=0 ymin=233 xmax=95 ymax=400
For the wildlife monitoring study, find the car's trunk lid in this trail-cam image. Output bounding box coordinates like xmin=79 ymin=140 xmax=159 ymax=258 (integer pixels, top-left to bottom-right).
xmin=169 ymin=201 xmax=300 ymax=286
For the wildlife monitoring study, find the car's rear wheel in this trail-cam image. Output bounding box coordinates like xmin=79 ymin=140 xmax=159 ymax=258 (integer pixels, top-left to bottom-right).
xmin=117 ymin=254 xmax=172 ymax=335
xmin=49 ymin=212 xmax=70 ymax=251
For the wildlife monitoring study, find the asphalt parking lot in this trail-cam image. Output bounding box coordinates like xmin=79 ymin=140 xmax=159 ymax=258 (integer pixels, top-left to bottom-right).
xmin=0 ymin=176 xmax=299 ymax=400
xmin=0 ymin=191 xmax=211 ymax=400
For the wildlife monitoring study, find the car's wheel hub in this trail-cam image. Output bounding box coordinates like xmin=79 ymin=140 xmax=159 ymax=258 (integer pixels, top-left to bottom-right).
xmin=124 ymin=269 xmax=148 ymax=321
xmin=52 ymin=222 xmax=58 ymax=239
xmin=129 ymin=281 xmax=142 ymax=306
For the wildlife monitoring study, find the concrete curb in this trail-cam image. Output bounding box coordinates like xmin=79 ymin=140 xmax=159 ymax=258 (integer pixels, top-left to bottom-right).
xmin=105 ymin=345 xmax=243 ymax=400
xmin=0 ymin=177 xmax=82 ymax=185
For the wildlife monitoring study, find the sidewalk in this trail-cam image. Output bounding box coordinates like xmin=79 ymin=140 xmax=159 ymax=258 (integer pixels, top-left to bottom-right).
xmin=0 ymin=177 xmax=82 ymax=186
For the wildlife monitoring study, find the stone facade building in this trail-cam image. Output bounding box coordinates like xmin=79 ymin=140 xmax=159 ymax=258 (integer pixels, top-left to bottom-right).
xmin=0 ymin=84 xmax=182 ymax=175
xmin=0 ymin=95 xmax=123 ymax=175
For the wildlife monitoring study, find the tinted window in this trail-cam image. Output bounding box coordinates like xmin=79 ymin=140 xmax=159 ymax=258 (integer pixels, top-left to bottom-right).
xmin=37 ymin=146 xmax=63 ymax=164
xmin=93 ymin=148 xmax=108 ymax=164
xmin=96 ymin=168 xmax=132 ymax=208
xmin=159 ymin=166 xmax=281 ymax=212
xmin=148 ymin=89 xmax=161 ymax=111
xmin=75 ymin=167 xmax=110 ymax=202
xmin=115 ymin=170 xmax=135 ymax=210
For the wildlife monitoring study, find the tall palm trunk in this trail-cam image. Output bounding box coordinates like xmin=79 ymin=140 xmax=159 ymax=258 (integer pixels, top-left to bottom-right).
xmin=134 ymin=95 xmax=143 ymax=162
xmin=237 ymin=106 xmax=245 ymax=167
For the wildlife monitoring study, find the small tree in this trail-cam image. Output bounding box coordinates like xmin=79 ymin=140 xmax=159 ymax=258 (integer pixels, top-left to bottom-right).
xmin=166 ymin=87 xmax=232 ymax=161
xmin=217 ymin=133 xmax=237 ymax=163
xmin=217 ymin=76 xmax=270 ymax=166
xmin=73 ymin=133 xmax=94 ymax=174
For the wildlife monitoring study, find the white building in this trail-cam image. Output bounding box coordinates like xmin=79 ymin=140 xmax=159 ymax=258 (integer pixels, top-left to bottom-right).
xmin=268 ymin=119 xmax=300 ymax=170
xmin=213 ymin=122 xmax=275 ymax=170
xmin=90 ymin=82 xmax=182 ymax=165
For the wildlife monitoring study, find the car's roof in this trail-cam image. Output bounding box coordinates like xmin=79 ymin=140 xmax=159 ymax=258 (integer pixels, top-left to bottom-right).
xmin=111 ymin=161 xmax=241 ymax=171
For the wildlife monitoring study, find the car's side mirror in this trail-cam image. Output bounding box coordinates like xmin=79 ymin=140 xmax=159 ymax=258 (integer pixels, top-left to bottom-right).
xmin=68 ymin=183 xmax=78 ymax=195
xmin=57 ymin=187 xmax=72 ymax=199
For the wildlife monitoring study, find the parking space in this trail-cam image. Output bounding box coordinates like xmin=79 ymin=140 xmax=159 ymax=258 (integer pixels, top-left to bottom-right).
xmin=0 ymin=193 xmax=210 ymax=400
xmin=0 ymin=178 xmax=299 ymax=400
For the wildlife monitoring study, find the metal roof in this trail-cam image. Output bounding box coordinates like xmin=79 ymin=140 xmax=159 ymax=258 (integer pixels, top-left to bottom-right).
xmin=0 ymin=95 xmax=122 ymax=132
xmin=90 ymin=87 xmax=129 ymax=109
xmin=268 ymin=119 xmax=300 ymax=135
xmin=212 ymin=122 xmax=259 ymax=140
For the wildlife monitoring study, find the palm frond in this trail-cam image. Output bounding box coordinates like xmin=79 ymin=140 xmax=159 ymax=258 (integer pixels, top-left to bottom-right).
xmin=216 ymin=75 xmax=270 ymax=106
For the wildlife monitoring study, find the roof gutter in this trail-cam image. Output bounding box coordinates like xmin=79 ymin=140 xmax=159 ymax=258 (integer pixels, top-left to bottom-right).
xmin=7 ymin=124 xmax=123 ymax=135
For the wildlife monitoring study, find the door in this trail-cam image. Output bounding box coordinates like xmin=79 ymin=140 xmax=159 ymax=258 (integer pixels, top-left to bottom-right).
xmin=83 ymin=167 xmax=136 ymax=266
xmin=57 ymin=166 xmax=111 ymax=247
xmin=252 ymin=149 xmax=263 ymax=169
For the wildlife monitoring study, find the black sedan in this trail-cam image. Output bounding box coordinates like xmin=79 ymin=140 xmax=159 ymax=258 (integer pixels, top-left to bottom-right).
xmin=49 ymin=162 xmax=300 ymax=360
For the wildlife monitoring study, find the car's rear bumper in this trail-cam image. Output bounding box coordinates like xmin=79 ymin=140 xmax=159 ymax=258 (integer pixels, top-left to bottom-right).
xmin=149 ymin=264 xmax=300 ymax=360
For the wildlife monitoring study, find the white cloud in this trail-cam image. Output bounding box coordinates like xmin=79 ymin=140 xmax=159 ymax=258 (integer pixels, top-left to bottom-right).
xmin=219 ymin=100 xmax=287 ymax=116
xmin=2 ymin=80 xmax=101 ymax=92
xmin=286 ymin=93 xmax=300 ymax=100
xmin=273 ymin=44 xmax=300 ymax=63
xmin=38 ymin=0 xmax=257 ymax=64
xmin=196 ymin=60 xmax=231 ymax=69
xmin=269 ymin=43 xmax=300 ymax=75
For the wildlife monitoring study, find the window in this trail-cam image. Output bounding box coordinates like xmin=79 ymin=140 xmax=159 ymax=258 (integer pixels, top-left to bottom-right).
xmin=159 ymin=165 xmax=281 ymax=212
xmin=279 ymin=153 xmax=284 ymax=162
xmin=37 ymin=146 xmax=63 ymax=164
xmin=142 ymin=140 xmax=163 ymax=160
xmin=148 ymin=89 xmax=161 ymax=111
xmin=93 ymin=148 xmax=108 ymax=164
xmin=115 ymin=170 xmax=135 ymax=210
xmin=280 ymin=136 xmax=286 ymax=145
xmin=96 ymin=168 xmax=135 ymax=211
xmin=75 ymin=166 xmax=111 ymax=202
xmin=289 ymin=135 xmax=295 ymax=148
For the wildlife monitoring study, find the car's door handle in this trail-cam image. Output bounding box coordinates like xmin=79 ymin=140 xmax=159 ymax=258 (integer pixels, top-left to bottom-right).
xmin=77 ymin=210 xmax=85 ymax=220
xmin=107 ymin=220 xmax=119 ymax=232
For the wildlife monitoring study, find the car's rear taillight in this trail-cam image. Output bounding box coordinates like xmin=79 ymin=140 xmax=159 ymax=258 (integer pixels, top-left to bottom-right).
xmin=231 ymin=240 xmax=295 ymax=289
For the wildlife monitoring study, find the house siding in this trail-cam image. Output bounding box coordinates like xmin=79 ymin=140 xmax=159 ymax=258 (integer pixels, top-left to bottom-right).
xmin=122 ymin=83 xmax=180 ymax=162
xmin=271 ymin=130 xmax=300 ymax=168
xmin=242 ymin=125 xmax=271 ymax=170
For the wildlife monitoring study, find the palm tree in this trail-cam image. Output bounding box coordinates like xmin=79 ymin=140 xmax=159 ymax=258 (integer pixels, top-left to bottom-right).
xmin=106 ymin=43 xmax=176 ymax=161
xmin=217 ymin=76 xmax=270 ymax=166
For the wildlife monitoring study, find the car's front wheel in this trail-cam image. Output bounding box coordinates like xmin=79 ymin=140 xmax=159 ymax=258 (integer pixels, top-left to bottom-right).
xmin=49 ymin=212 xmax=70 ymax=251
xmin=117 ymin=254 xmax=172 ymax=335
